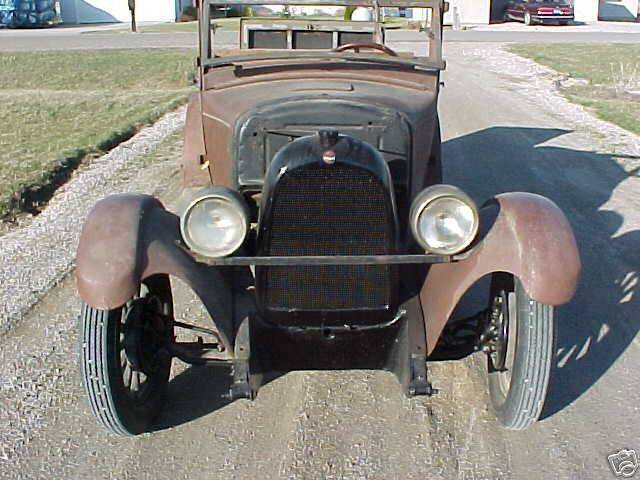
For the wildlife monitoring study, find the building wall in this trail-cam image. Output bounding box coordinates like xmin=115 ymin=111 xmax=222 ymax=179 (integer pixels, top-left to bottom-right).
xmin=444 ymin=0 xmax=490 ymax=24
xmin=574 ymin=0 xmax=600 ymax=21
xmin=599 ymin=0 xmax=639 ymax=20
xmin=61 ymin=0 xmax=178 ymax=24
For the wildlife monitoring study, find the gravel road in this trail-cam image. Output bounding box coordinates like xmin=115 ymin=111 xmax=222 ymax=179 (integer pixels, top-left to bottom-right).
xmin=0 ymin=43 xmax=638 ymax=479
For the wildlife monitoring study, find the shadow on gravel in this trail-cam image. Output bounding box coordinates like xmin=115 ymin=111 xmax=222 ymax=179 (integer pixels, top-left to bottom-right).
xmin=443 ymin=126 xmax=639 ymax=420
xmin=153 ymin=365 xmax=233 ymax=431
xmin=155 ymin=365 xmax=285 ymax=430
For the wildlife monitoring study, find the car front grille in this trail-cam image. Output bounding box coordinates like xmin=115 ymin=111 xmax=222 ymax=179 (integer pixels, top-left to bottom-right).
xmin=257 ymin=164 xmax=395 ymax=316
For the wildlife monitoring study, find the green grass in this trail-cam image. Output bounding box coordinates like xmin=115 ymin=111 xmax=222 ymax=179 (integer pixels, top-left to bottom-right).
xmin=0 ymin=49 xmax=196 ymax=219
xmin=140 ymin=20 xmax=200 ymax=33
xmin=508 ymin=44 xmax=640 ymax=135
xmin=210 ymin=17 xmax=242 ymax=31
xmin=383 ymin=17 xmax=421 ymax=29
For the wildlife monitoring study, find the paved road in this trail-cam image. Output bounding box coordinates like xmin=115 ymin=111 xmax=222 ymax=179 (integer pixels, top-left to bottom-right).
xmin=1 ymin=25 xmax=640 ymax=51
xmin=0 ymin=30 xmax=199 ymax=51
xmin=0 ymin=43 xmax=639 ymax=479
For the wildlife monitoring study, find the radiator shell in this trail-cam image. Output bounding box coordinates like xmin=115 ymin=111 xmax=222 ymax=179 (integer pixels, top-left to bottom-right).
xmin=256 ymin=133 xmax=399 ymax=327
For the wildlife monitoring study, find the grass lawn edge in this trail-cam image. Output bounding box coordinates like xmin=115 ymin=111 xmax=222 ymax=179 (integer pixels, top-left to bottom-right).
xmin=0 ymin=48 xmax=196 ymax=223
xmin=506 ymin=44 xmax=640 ymax=137
xmin=5 ymin=97 xmax=189 ymax=222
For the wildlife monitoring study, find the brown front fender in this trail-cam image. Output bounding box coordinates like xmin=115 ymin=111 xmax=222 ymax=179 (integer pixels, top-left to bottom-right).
xmin=421 ymin=192 xmax=581 ymax=354
xmin=76 ymin=194 xmax=235 ymax=352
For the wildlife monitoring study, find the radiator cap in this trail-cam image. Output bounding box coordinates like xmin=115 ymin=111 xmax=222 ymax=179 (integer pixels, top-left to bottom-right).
xmin=318 ymin=129 xmax=339 ymax=149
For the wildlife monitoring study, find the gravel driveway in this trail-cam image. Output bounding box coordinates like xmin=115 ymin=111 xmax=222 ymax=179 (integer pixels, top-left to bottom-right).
xmin=0 ymin=43 xmax=638 ymax=479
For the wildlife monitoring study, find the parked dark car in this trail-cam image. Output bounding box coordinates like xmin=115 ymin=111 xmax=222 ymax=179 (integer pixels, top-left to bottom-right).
xmin=505 ymin=0 xmax=574 ymax=25
xmin=75 ymin=0 xmax=581 ymax=437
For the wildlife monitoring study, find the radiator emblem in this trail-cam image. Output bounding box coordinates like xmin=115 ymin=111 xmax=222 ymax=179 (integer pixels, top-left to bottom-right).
xmin=322 ymin=150 xmax=336 ymax=165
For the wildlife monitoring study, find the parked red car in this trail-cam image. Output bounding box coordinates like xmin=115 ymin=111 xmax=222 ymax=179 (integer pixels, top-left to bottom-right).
xmin=505 ymin=0 xmax=574 ymax=25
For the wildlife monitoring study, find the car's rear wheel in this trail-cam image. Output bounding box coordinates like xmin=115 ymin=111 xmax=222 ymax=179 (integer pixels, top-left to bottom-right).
xmin=484 ymin=274 xmax=555 ymax=430
xmin=524 ymin=11 xmax=532 ymax=25
xmin=80 ymin=276 xmax=174 ymax=436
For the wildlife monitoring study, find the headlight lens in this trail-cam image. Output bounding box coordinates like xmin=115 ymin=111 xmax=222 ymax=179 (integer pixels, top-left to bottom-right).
xmin=418 ymin=197 xmax=476 ymax=253
xmin=410 ymin=185 xmax=479 ymax=255
xmin=180 ymin=188 xmax=249 ymax=258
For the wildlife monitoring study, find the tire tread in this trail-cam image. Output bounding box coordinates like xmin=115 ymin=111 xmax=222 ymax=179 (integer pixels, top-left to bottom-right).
xmin=80 ymin=305 xmax=131 ymax=436
xmin=508 ymin=294 xmax=553 ymax=430
xmin=487 ymin=279 xmax=555 ymax=430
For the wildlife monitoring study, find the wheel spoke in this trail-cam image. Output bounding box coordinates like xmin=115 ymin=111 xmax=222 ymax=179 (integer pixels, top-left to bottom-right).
xmin=131 ymin=370 xmax=140 ymax=393
xmin=139 ymin=372 xmax=148 ymax=392
xmin=123 ymin=362 xmax=132 ymax=388
xmin=118 ymin=286 xmax=172 ymax=401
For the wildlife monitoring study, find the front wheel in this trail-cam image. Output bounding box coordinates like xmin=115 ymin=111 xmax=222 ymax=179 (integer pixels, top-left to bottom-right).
xmin=484 ymin=275 xmax=555 ymax=430
xmin=80 ymin=276 xmax=174 ymax=436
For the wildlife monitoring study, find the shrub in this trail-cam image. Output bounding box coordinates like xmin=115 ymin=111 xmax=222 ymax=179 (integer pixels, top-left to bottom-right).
xmin=179 ymin=5 xmax=197 ymax=22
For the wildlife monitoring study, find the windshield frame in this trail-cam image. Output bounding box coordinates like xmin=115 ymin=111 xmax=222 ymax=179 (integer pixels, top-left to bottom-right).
xmin=199 ymin=0 xmax=444 ymax=72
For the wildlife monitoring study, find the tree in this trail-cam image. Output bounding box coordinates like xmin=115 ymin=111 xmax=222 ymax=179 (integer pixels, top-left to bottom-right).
xmin=128 ymin=0 xmax=137 ymax=32
xmin=344 ymin=6 xmax=356 ymax=21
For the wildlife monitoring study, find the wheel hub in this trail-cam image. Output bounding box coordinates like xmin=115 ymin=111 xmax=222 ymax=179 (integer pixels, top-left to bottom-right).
xmin=483 ymin=290 xmax=509 ymax=372
xmin=122 ymin=296 xmax=169 ymax=375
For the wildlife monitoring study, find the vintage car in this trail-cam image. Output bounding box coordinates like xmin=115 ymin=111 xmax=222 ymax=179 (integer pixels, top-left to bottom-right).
xmin=75 ymin=0 xmax=581 ymax=436
xmin=504 ymin=0 xmax=574 ymax=25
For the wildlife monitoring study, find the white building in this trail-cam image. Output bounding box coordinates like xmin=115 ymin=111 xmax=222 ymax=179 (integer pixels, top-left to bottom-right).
xmin=59 ymin=0 xmax=193 ymax=24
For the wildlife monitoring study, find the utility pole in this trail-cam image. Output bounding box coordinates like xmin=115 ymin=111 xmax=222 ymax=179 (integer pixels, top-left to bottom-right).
xmin=128 ymin=0 xmax=137 ymax=32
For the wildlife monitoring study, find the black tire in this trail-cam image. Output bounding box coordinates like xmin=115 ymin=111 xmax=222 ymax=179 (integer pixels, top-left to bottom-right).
xmin=559 ymin=20 xmax=569 ymax=26
xmin=486 ymin=276 xmax=555 ymax=430
xmin=80 ymin=277 xmax=173 ymax=436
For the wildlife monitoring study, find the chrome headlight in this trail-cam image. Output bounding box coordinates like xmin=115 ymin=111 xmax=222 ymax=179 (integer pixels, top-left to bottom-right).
xmin=409 ymin=185 xmax=479 ymax=255
xmin=179 ymin=187 xmax=249 ymax=258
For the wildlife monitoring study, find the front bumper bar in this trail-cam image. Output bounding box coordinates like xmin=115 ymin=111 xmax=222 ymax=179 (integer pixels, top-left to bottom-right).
xmin=531 ymin=14 xmax=574 ymax=19
xmin=185 ymin=250 xmax=462 ymax=266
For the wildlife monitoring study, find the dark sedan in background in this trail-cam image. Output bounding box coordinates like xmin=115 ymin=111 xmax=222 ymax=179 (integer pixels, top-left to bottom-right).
xmin=505 ymin=0 xmax=574 ymax=25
